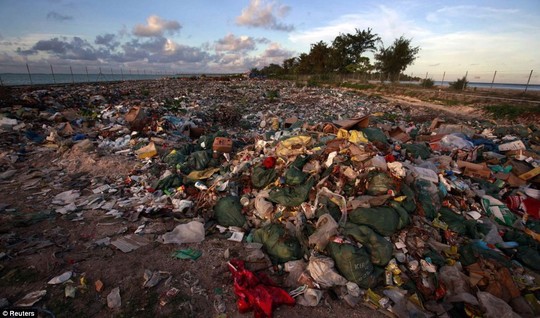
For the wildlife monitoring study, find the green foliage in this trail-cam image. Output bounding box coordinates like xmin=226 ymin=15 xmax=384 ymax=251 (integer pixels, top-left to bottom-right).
xmin=374 ymin=36 xmax=420 ymax=82
xmin=421 ymin=78 xmax=434 ymax=88
xmin=340 ymin=82 xmax=375 ymax=90
xmin=449 ymin=76 xmax=468 ymax=90
xmin=484 ymin=103 xmax=540 ymax=119
xmin=331 ymin=28 xmax=380 ymax=73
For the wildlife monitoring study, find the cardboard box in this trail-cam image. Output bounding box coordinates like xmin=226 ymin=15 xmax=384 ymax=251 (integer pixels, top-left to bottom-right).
xmin=429 ymin=118 xmax=445 ymax=131
xmin=458 ymin=160 xmax=491 ymax=179
xmin=125 ymin=106 xmax=147 ymax=131
xmin=213 ymin=137 xmax=233 ymax=153
xmin=389 ymin=127 xmax=411 ymax=143
xmin=284 ymin=117 xmax=299 ymax=128
xmin=519 ymin=167 xmax=540 ymax=180
xmin=332 ymin=115 xmax=369 ymax=130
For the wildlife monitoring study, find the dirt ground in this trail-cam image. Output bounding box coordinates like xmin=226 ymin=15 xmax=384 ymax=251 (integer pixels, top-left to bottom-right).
xmin=0 ymin=79 xmax=538 ymax=318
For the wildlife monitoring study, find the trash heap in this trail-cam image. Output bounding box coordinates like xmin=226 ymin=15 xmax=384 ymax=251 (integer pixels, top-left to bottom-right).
xmin=1 ymin=79 xmax=540 ymax=317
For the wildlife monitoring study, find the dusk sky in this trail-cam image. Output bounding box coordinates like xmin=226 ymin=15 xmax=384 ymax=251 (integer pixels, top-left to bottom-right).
xmin=0 ymin=0 xmax=539 ymax=82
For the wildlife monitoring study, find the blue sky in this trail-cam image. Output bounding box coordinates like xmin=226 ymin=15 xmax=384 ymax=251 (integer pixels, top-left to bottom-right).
xmin=0 ymin=0 xmax=539 ymax=82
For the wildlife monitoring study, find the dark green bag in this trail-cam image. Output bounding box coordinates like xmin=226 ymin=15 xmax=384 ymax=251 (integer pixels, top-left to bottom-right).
xmin=342 ymin=223 xmax=393 ymax=266
xmin=360 ymin=127 xmax=388 ymax=144
xmin=315 ymin=196 xmax=342 ymax=223
xmin=403 ymin=143 xmax=431 ymax=160
xmin=388 ymin=201 xmax=410 ymax=230
xmin=253 ymin=223 xmax=302 ymax=263
xmin=284 ymin=155 xmax=309 ymax=186
xmin=348 ymin=206 xmax=399 ymax=236
xmin=251 ymin=166 xmax=277 ymax=189
xmin=213 ymin=196 xmax=246 ymax=227
xmin=155 ymin=174 xmax=183 ymax=190
xmin=187 ymin=150 xmax=211 ymax=171
xmin=515 ymin=246 xmax=540 ymax=271
xmin=414 ymin=179 xmax=440 ymax=220
xmin=439 ymin=207 xmax=483 ymax=239
xmin=268 ymin=177 xmax=315 ymax=207
xmin=326 ymin=241 xmax=381 ymax=288
xmin=400 ymin=183 xmax=417 ymax=213
xmin=366 ymin=171 xmax=395 ymax=196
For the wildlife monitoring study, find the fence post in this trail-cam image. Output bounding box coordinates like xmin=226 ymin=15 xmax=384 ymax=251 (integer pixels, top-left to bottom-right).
xmin=26 ymin=63 xmax=33 ymax=85
xmin=463 ymin=70 xmax=468 ymax=91
xmin=50 ymin=64 xmax=56 ymax=84
xmin=440 ymin=71 xmax=446 ymax=87
xmin=490 ymin=70 xmax=497 ymax=89
xmin=0 ymin=75 xmax=3 ymax=86
xmin=524 ymin=70 xmax=533 ymax=93
xmin=120 ymin=68 xmax=124 ymax=81
xmin=70 ymin=66 xmax=74 ymax=84
xmin=86 ymin=66 xmax=90 ymax=82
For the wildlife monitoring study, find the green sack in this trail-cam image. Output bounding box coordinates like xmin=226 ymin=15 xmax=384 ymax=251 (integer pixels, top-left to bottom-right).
xmin=268 ymin=177 xmax=315 ymax=207
xmin=414 ymin=179 xmax=440 ymax=220
xmin=399 ymin=183 xmax=417 ymax=213
xmin=284 ymin=155 xmax=309 ymax=185
xmin=348 ymin=206 xmax=399 ymax=236
xmin=253 ymin=223 xmax=302 ymax=263
xmin=326 ymin=241 xmax=381 ymax=288
xmin=251 ymin=166 xmax=277 ymax=189
xmin=342 ymin=223 xmax=393 ymax=266
xmin=187 ymin=150 xmax=211 ymax=171
xmin=155 ymin=174 xmax=183 ymax=190
xmin=388 ymin=201 xmax=410 ymax=230
xmin=163 ymin=151 xmax=187 ymax=167
xmin=315 ymin=196 xmax=342 ymax=223
xmin=459 ymin=242 xmax=512 ymax=268
xmin=438 ymin=207 xmax=483 ymax=239
xmin=403 ymin=143 xmax=431 ymax=160
xmin=366 ymin=171 xmax=395 ymax=196
xmin=361 ymin=127 xmax=388 ymax=144
xmin=515 ymin=246 xmax=540 ymax=271
xmin=213 ymin=196 xmax=246 ymax=227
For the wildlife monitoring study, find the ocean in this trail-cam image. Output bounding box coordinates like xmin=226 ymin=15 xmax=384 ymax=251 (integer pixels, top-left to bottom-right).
xmin=0 ymin=73 xmax=170 ymax=86
xmin=400 ymin=80 xmax=540 ymax=91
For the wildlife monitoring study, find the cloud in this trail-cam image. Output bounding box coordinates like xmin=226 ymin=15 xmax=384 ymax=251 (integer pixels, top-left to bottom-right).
xmin=95 ymin=33 xmax=119 ymax=50
xmin=46 ymin=11 xmax=73 ymax=21
xmin=133 ymin=15 xmax=181 ymax=37
xmin=215 ymin=34 xmax=257 ymax=52
xmin=236 ymin=0 xmax=294 ymax=31
xmin=289 ymin=6 xmax=429 ymax=48
xmin=426 ymin=5 xmax=519 ymax=23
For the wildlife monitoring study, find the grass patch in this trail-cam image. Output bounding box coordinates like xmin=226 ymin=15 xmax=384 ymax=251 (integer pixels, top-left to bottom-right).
xmin=484 ymin=103 xmax=540 ymax=119
xmin=340 ymin=82 xmax=375 ymax=90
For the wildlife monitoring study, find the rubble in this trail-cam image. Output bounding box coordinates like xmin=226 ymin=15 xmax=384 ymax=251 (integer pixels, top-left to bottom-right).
xmin=0 ymin=78 xmax=539 ymax=317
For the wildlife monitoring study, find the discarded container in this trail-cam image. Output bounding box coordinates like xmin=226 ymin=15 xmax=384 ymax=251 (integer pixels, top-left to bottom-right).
xmin=213 ymin=137 xmax=233 ymax=153
xmin=107 ymin=287 xmax=121 ymax=309
xmin=159 ymin=221 xmax=205 ymax=244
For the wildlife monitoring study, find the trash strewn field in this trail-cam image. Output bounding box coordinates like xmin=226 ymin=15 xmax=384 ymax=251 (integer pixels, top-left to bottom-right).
xmin=1 ymin=78 xmax=539 ymax=318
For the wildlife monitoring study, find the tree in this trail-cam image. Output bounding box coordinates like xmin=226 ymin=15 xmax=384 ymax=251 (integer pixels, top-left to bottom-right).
xmin=449 ymin=77 xmax=468 ymax=90
xmin=282 ymin=57 xmax=298 ymax=74
xmin=308 ymin=41 xmax=332 ymax=74
xmin=330 ymin=28 xmax=380 ymax=73
xmin=375 ymin=36 xmax=420 ymax=82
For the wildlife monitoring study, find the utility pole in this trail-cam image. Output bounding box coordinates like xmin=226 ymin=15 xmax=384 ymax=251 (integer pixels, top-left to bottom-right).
xmin=524 ymin=70 xmax=533 ymax=93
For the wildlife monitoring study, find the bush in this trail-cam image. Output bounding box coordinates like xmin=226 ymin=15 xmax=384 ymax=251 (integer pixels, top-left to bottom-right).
xmin=421 ymin=78 xmax=434 ymax=88
xmin=449 ymin=76 xmax=468 ymax=90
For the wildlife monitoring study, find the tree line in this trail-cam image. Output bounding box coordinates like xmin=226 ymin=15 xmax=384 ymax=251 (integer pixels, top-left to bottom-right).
xmin=252 ymin=28 xmax=420 ymax=82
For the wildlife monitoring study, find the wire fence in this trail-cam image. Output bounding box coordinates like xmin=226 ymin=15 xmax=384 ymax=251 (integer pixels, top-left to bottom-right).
xmin=0 ymin=63 xmax=182 ymax=86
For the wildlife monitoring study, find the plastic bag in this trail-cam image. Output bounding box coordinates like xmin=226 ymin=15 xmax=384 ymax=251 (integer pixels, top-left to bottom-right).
xmin=213 ymin=196 xmax=246 ymax=227
xmin=440 ymin=134 xmax=474 ymax=150
xmin=342 ymin=223 xmax=393 ymax=266
xmin=251 ymin=166 xmax=277 ymax=189
xmin=159 ymin=221 xmax=205 ymax=244
xmin=403 ymin=143 xmax=431 ymax=160
xmin=306 ymin=254 xmax=348 ymax=288
xmin=348 ymin=206 xmax=399 ymax=236
xmin=268 ymin=177 xmax=315 ymax=207
xmin=326 ymin=241 xmax=381 ymax=288
xmin=477 ymin=291 xmax=520 ymax=318
xmin=366 ymin=171 xmax=395 ymax=196
xmin=228 ymin=259 xmax=295 ymax=317
xmin=253 ymin=224 xmax=302 ymax=263
xmin=254 ymin=190 xmax=274 ymax=219
xmin=308 ymin=214 xmax=339 ymax=251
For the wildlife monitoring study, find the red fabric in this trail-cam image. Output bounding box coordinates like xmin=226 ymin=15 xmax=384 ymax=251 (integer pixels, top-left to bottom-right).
xmin=523 ymin=197 xmax=540 ymax=219
xmin=385 ymin=154 xmax=396 ymax=163
xmin=262 ymin=157 xmax=276 ymax=169
xmin=228 ymin=259 xmax=295 ymax=318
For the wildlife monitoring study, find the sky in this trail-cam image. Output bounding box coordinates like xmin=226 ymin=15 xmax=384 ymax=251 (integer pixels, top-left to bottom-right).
xmin=0 ymin=0 xmax=539 ymax=82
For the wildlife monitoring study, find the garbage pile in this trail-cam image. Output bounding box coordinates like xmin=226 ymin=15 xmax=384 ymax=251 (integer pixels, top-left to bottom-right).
xmin=1 ymin=78 xmax=540 ymax=317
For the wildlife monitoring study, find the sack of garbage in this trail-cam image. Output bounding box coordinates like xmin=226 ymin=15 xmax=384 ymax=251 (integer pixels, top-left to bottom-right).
xmin=213 ymin=196 xmax=246 ymax=227
xmin=253 ymin=223 xmax=302 ymax=263
xmin=348 ymin=206 xmax=399 ymax=236
xmin=403 ymin=143 xmax=431 ymax=160
xmin=366 ymin=171 xmax=395 ymax=196
xmin=251 ymin=165 xmax=278 ymax=189
xmin=268 ymin=177 xmax=315 ymax=207
xmin=342 ymin=223 xmax=393 ymax=266
xmin=326 ymin=241 xmax=381 ymax=288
